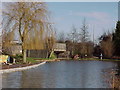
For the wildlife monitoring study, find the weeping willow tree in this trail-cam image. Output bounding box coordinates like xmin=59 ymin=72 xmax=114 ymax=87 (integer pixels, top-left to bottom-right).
xmin=44 ymin=25 xmax=55 ymax=58
xmin=2 ymin=30 xmax=15 ymax=55
xmin=2 ymin=2 xmax=55 ymax=62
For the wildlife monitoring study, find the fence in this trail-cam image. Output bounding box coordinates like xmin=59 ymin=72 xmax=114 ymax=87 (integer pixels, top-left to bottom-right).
xmin=27 ymin=50 xmax=48 ymax=58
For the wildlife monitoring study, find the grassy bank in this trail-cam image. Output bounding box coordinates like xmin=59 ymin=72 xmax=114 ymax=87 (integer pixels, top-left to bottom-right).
xmin=15 ymin=57 xmax=49 ymax=64
xmin=54 ymin=58 xmax=120 ymax=61
xmin=25 ymin=57 xmax=60 ymax=64
xmin=16 ymin=57 xmax=120 ymax=64
xmin=79 ymin=58 xmax=120 ymax=61
xmin=26 ymin=57 xmax=50 ymax=63
xmin=2 ymin=57 xmax=50 ymax=70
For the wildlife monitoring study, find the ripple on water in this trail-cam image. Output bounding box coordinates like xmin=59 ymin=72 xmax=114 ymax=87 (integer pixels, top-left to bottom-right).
xmin=2 ymin=60 xmax=118 ymax=88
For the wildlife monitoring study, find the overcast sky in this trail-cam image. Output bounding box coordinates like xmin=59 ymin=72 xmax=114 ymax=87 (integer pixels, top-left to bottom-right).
xmin=47 ymin=2 xmax=118 ymax=42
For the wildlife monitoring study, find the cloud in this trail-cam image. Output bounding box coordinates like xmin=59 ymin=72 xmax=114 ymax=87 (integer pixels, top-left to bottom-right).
xmin=70 ymin=11 xmax=110 ymax=20
xmin=69 ymin=11 xmax=117 ymax=40
xmin=70 ymin=11 xmax=116 ymax=28
xmin=69 ymin=11 xmax=115 ymax=28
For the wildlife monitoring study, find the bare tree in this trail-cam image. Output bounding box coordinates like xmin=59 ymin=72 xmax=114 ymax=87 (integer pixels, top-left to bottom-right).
xmin=68 ymin=25 xmax=79 ymax=43
xmin=45 ymin=25 xmax=55 ymax=58
xmin=67 ymin=25 xmax=79 ymax=56
xmin=2 ymin=2 xmax=53 ymax=62
xmin=57 ymin=31 xmax=65 ymax=43
xmin=99 ymin=33 xmax=114 ymax=58
xmin=80 ymin=19 xmax=90 ymax=56
xmin=2 ymin=30 xmax=14 ymax=55
xmin=80 ymin=18 xmax=89 ymax=42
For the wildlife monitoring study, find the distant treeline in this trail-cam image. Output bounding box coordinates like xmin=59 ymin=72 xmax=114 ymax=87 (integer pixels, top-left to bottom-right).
xmin=56 ymin=20 xmax=120 ymax=59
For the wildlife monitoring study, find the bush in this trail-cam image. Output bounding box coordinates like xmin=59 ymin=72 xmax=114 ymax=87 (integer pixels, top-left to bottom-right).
xmin=13 ymin=54 xmax=23 ymax=63
xmin=14 ymin=54 xmax=23 ymax=59
xmin=49 ymin=52 xmax=56 ymax=59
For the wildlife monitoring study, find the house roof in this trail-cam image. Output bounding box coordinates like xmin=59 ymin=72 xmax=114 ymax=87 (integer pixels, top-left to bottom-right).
xmin=53 ymin=43 xmax=66 ymax=52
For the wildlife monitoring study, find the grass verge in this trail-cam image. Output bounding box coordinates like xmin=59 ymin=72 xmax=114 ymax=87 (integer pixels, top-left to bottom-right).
xmin=79 ymin=58 xmax=120 ymax=61
xmin=26 ymin=57 xmax=51 ymax=63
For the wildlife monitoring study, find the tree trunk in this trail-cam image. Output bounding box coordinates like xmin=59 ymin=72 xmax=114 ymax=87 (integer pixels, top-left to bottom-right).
xmin=46 ymin=50 xmax=49 ymax=58
xmin=28 ymin=50 xmax=30 ymax=57
xmin=23 ymin=49 xmax=26 ymax=63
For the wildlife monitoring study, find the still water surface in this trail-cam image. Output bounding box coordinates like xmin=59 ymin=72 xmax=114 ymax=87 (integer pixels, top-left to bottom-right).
xmin=2 ymin=60 xmax=118 ymax=88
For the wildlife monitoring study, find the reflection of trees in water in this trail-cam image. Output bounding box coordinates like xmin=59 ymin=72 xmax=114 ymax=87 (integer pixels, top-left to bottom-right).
xmin=117 ymin=62 xmax=120 ymax=75
xmin=111 ymin=62 xmax=120 ymax=89
xmin=20 ymin=70 xmax=44 ymax=88
xmin=109 ymin=62 xmax=120 ymax=89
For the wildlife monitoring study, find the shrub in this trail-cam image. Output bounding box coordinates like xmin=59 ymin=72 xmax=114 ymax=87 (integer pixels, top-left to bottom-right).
xmin=13 ymin=54 xmax=23 ymax=63
xmin=14 ymin=54 xmax=23 ymax=59
xmin=49 ymin=52 xmax=56 ymax=59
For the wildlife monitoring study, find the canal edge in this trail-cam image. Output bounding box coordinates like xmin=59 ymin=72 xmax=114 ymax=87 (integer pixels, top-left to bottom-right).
xmin=0 ymin=61 xmax=46 ymax=74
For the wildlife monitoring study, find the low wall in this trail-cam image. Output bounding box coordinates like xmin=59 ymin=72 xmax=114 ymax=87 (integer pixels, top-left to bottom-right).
xmin=0 ymin=61 xmax=46 ymax=74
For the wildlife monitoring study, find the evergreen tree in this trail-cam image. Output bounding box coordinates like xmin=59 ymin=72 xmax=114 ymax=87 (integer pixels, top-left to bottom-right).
xmin=113 ymin=21 xmax=120 ymax=56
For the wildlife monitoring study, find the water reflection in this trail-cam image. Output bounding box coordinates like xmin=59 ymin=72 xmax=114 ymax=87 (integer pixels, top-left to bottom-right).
xmin=116 ymin=62 xmax=120 ymax=75
xmin=2 ymin=60 xmax=118 ymax=88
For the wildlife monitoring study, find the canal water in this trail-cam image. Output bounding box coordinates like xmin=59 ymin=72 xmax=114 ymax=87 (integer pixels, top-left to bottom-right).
xmin=2 ymin=60 xmax=119 ymax=88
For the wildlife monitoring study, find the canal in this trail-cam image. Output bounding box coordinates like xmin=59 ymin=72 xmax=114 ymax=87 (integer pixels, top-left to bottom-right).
xmin=2 ymin=60 xmax=119 ymax=88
